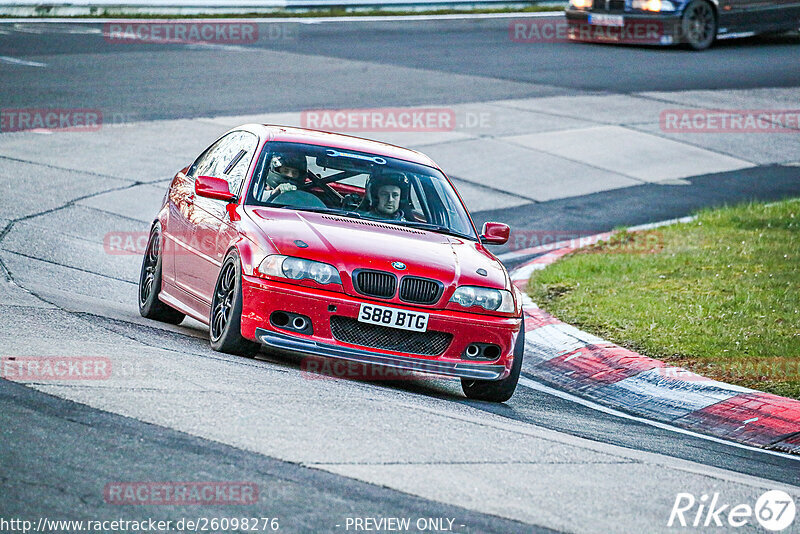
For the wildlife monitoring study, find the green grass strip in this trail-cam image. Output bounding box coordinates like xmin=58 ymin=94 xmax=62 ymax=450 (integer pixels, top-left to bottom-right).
xmin=528 ymin=198 xmax=800 ymax=399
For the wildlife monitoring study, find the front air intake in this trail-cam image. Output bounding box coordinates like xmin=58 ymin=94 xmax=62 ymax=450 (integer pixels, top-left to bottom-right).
xmin=330 ymin=316 xmax=452 ymax=356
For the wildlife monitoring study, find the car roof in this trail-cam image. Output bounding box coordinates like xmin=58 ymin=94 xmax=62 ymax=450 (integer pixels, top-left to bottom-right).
xmin=243 ymin=124 xmax=439 ymax=169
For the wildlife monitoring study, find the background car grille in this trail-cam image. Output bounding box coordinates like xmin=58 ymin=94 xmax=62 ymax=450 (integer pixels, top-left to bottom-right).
xmin=399 ymin=277 xmax=441 ymax=305
xmin=330 ymin=316 xmax=452 ymax=356
xmin=354 ymin=270 xmax=396 ymax=299
xmin=593 ymin=0 xmax=625 ymax=11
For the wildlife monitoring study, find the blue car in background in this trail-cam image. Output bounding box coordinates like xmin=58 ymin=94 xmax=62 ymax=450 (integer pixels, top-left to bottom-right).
xmin=565 ymin=0 xmax=800 ymax=49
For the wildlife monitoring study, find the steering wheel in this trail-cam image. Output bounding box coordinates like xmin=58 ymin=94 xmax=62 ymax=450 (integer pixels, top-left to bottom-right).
xmin=265 ymin=189 xmax=328 ymax=209
xmin=266 ymin=188 xmax=289 ymax=204
xmin=341 ymin=193 xmax=362 ymax=210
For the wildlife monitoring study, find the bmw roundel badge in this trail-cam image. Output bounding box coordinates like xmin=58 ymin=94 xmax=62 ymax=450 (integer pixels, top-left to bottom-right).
xmin=391 ymin=261 xmax=406 ymax=270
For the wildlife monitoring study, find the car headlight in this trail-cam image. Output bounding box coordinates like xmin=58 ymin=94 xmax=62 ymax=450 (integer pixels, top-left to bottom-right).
xmin=631 ymin=0 xmax=676 ymax=11
xmin=569 ymin=0 xmax=593 ymax=8
xmin=258 ymin=255 xmax=341 ymax=285
xmin=450 ymin=286 xmax=515 ymax=313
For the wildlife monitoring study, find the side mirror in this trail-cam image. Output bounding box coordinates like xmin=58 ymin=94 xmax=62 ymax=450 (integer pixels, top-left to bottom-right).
xmin=195 ymin=175 xmax=237 ymax=202
xmin=480 ymin=222 xmax=510 ymax=245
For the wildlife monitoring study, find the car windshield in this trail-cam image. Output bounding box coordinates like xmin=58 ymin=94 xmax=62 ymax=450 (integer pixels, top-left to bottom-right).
xmin=246 ymin=142 xmax=477 ymax=240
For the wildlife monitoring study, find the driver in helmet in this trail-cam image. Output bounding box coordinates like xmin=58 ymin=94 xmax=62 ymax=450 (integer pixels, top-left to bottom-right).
xmin=364 ymin=171 xmax=409 ymax=221
xmin=262 ymin=152 xmax=307 ymax=198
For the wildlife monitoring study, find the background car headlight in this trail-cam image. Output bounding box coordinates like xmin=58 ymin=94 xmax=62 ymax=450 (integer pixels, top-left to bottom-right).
xmin=631 ymin=0 xmax=676 ymax=11
xmin=450 ymin=286 xmax=515 ymax=313
xmin=569 ymin=0 xmax=593 ymax=8
xmin=258 ymin=255 xmax=341 ymax=285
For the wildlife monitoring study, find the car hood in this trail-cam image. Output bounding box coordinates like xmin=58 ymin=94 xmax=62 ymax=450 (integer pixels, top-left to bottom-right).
xmin=246 ymin=208 xmax=509 ymax=294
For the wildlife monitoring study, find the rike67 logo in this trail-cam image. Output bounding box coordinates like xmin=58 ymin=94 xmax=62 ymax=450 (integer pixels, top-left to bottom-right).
xmin=668 ymin=490 xmax=796 ymax=531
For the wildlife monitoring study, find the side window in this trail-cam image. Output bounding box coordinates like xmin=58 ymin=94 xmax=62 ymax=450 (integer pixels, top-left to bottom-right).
xmin=187 ymin=135 xmax=231 ymax=181
xmin=427 ymin=177 xmax=473 ymax=236
xmin=222 ymin=131 xmax=259 ymax=196
xmin=187 ymin=131 xmax=258 ymax=194
xmin=407 ymin=177 xmax=428 ymax=221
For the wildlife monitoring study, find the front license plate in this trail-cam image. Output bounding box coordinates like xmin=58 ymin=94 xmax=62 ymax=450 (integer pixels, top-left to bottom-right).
xmin=588 ymin=14 xmax=624 ymax=27
xmin=358 ymin=303 xmax=429 ymax=332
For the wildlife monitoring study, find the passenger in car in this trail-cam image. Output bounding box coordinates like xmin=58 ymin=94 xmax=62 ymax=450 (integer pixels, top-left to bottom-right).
xmin=361 ymin=171 xmax=411 ymax=221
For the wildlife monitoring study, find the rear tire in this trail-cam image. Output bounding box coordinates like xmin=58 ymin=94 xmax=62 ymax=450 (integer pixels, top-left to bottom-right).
xmin=681 ymin=0 xmax=717 ymax=50
xmin=461 ymin=320 xmax=524 ymax=403
xmin=138 ymin=223 xmax=185 ymax=325
xmin=209 ymin=251 xmax=260 ymax=357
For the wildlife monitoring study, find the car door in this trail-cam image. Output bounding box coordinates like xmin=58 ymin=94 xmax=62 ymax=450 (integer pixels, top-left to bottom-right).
xmin=756 ymin=0 xmax=800 ymax=30
xmin=186 ymin=130 xmax=260 ymax=307
xmin=168 ymin=133 xmax=234 ymax=307
xmin=718 ymin=0 xmax=788 ymax=31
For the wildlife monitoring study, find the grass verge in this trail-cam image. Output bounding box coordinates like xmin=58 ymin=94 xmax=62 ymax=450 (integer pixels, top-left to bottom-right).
xmin=527 ymin=198 xmax=800 ymax=399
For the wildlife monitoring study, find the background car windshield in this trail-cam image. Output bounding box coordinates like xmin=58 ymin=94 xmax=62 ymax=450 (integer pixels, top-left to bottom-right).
xmin=247 ymin=142 xmax=477 ymax=240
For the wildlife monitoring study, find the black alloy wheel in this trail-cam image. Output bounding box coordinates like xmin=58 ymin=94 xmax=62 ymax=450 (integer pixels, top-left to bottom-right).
xmin=682 ymin=0 xmax=717 ymax=50
xmin=138 ymin=223 xmax=185 ymax=324
xmin=209 ymin=252 xmax=260 ymax=356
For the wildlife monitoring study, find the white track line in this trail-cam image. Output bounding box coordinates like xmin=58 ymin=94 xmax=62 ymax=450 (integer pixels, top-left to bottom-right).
xmin=518 ymin=376 xmax=800 ymax=461
xmin=627 ymin=214 xmax=696 ymax=232
xmin=11 ymin=24 xmax=102 ymax=34
xmin=0 ymin=12 xmax=563 ymax=24
xmin=0 ymin=55 xmax=47 ymax=67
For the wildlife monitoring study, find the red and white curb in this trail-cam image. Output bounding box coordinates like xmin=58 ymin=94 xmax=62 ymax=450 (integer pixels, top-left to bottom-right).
xmin=509 ymin=222 xmax=800 ymax=455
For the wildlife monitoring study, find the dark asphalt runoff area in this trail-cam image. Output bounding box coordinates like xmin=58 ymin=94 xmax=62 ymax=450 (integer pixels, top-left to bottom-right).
xmin=1 ymin=16 xmax=799 ymax=532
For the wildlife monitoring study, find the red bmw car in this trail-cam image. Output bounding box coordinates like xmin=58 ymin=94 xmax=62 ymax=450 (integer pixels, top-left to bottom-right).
xmin=138 ymin=125 xmax=524 ymax=401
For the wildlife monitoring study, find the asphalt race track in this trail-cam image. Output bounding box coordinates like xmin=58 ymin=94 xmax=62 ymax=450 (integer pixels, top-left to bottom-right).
xmin=2 ymin=17 xmax=800 ymax=120
xmin=1 ymin=16 xmax=799 ymax=533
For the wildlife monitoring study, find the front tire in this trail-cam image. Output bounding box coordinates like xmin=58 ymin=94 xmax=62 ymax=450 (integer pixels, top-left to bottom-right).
xmin=682 ymin=0 xmax=717 ymax=50
xmin=461 ymin=320 xmax=524 ymax=403
xmin=138 ymin=223 xmax=185 ymax=324
xmin=209 ymin=251 xmax=260 ymax=356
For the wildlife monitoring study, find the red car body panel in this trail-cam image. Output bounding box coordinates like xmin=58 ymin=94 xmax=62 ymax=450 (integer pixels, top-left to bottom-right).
xmin=240 ymin=276 xmax=521 ymax=377
xmin=154 ymin=125 xmax=522 ymax=380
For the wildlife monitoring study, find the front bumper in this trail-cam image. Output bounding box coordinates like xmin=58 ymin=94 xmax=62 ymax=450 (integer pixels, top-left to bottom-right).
xmin=256 ymin=329 xmax=506 ymax=380
xmin=565 ymin=10 xmax=682 ymax=45
xmin=240 ymin=274 xmax=521 ymax=381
